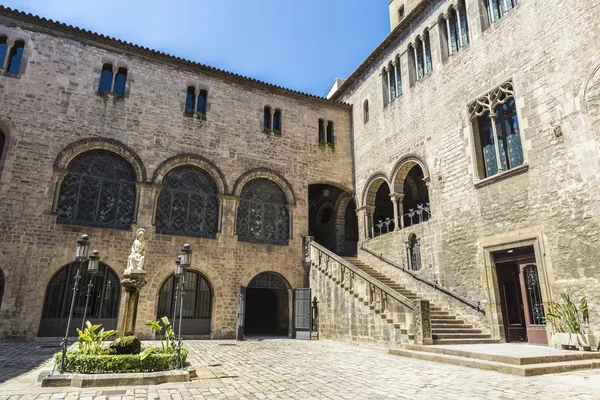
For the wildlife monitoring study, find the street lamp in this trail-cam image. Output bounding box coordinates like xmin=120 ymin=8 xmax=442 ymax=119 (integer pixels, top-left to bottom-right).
xmin=177 ymin=244 xmax=192 ymax=368
xmin=171 ymin=256 xmax=182 ymax=327
xmin=81 ymin=250 xmax=101 ymax=330
xmin=59 ymin=234 xmax=96 ymax=374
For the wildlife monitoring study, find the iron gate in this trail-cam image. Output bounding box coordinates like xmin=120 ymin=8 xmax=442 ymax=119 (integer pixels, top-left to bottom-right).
xmin=293 ymin=288 xmax=312 ymax=339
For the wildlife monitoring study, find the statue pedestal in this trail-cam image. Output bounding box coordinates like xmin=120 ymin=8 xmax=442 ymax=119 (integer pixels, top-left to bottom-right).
xmin=120 ymin=269 xmax=147 ymax=336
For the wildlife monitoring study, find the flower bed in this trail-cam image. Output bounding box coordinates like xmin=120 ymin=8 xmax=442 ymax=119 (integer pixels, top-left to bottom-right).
xmin=55 ymin=349 xmax=188 ymax=374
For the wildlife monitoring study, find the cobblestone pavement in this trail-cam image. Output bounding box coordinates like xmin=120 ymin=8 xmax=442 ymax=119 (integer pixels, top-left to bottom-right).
xmin=1 ymin=339 xmax=600 ymax=399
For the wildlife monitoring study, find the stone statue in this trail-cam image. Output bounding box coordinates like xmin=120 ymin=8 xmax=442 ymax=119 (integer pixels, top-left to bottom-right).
xmin=126 ymin=228 xmax=147 ymax=272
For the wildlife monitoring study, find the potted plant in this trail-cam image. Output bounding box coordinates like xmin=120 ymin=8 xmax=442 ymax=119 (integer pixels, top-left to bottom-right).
xmin=546 ymin=293 xmax=597 ymax=351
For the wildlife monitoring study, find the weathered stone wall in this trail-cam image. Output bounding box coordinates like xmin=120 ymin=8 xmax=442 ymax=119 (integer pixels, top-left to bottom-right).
xmin=0 ymin=16 xmax=353 ymax=339
xmin=339 ymin=0 xmax=600 ymax=337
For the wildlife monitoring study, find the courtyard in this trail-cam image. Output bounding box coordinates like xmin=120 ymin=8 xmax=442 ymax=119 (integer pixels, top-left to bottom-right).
xmin=1 ymin=339 xmax=600 ymax=400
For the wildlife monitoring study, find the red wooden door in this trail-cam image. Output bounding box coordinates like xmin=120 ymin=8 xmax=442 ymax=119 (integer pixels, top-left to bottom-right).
xmin=497 ymin=264 xmax=527 ymax=342
xmin=518 ymin=262 xmax=548 ymax=345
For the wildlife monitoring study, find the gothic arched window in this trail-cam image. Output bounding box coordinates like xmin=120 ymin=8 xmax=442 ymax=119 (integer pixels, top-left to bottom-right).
xmin=156 ymin=270 xmax=212 ymax=335
xmin=155 ymin=166 xmax=219 ymax=238
xmin=113 ymin=67 xmax=127 ymax=98
xmin=237 ymin=178 xmax=290 ymax=245
xmin=98 ymin=63 xmax=113 ymax=94
xmin=185 ymin=86 xmax=196 ymax=113
xmin=273 ymin=109 xmax=282 ymax=134
xmin=264 ymin=106 xmax=272 ymax=131
xmin=197 ymin=90 xmax=207 ymax=116
xmin=409 ymin=235 xmax=422 ymax=271
xmin=7 ymin=40 xmax=24 ymax=74
xmin=56 ymin=150 xmax=137 ymax=229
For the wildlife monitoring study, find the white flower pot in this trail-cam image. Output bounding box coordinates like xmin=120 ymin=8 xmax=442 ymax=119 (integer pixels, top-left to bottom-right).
xmin=552 ymin=332 xmax=597 ymax=351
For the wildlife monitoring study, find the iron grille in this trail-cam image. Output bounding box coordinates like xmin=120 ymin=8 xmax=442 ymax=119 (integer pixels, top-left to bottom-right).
xmin=155 ymin=166 xmax=219 ymax=238
xmin=237 ymin=179 xmax=289 ymax=245
xmin=56 ymin=151 xmax=136 ymax=228
xmin=524 ymin=265 xmax=546 ymax=326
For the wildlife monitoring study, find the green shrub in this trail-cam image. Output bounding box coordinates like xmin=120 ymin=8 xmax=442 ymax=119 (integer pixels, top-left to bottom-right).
xmin=77 ymin=321 xmax=117 ymax=356
xmin=54 ymin=348 xmax=188 ymax=374
xmin=148 ymin=316 xmax=175 ymax=352
xmin=546 ymin=293 xmax=589 ymax=334
xmin=109 ymin=336 xmax=142 ymax=355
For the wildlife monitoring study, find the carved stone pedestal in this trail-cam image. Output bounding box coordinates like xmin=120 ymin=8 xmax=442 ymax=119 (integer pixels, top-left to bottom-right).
xmin=120 ymin=271 xmax=147 ymax=336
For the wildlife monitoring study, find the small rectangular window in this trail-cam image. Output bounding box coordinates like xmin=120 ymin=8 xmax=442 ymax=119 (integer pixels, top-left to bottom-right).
xmin=326 ymin=121 xmax=334 ymax=144
xmin=185 ymin=87 xmax=196 ymax=113
xmin=318 ymin=119 xmax=325 ymax=141
xmin=264 ymin=106 xmax=272 ymax=131
xmin=273 ymin=110 xmax=282 ymax=134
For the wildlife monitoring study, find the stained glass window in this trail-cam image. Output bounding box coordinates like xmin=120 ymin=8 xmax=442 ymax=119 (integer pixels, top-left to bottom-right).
xmin=424 ymin=33 xmax=432 ymax=74
xmin=185 ymin=87 xmax=196 ymax=113
xmin=7 ymin=40 xmax=24 ymax=74
xmin=488 ymin=0 xmax=518 ymax=23
xmin=113 ymin=68 xmax=127 ymax=98
xmin=449 ymin=13 xmax=459 ymax=54
xmin=155 ymin=166 xmax=219 ymax=238
xmin=57 ymin=151 xmax=136 ymax=228
xmin=459 ymin=1 xmax=469 ymax=46
xmin=416 ymin=40 xmax=424 ymax=81
xmin=98 ymin=64 xmax=113 ymax=94
xmin=237 ymin=179 xmax=290 ymax=245
xmin=478 ymin=111 xmax=498 ymax=178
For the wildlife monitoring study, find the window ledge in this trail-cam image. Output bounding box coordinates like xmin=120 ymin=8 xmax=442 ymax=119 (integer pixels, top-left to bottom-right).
xmin=474 ymin=164 xmax=529 ymax=188
xmin=184 ymin=112 xmax=207 ymax=121
xmin=263 ymin=129 xmax=282 ymax=136
xmin=1 ymin=71 xmax=22 ymax=79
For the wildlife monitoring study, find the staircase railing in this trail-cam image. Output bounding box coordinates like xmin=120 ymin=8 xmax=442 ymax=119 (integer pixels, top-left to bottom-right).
xmin=359 ymin=244 xmax=485 ymax=314
xmin=304 ymin=236 xmax=432 ymax=345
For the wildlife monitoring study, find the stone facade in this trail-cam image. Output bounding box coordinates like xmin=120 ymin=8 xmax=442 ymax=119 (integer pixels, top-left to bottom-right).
xmin=0 ymin=9 xmax=352 ymax=339
xmin=334 ymin=0 xmax=600 ymax=340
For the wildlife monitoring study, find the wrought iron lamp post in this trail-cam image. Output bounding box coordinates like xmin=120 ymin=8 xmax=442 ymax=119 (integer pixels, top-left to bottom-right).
xmin=176 ymin=244 xmax=192 ymax=368
xmin=81 ymin=250 xmax=101 ymax=330
xmin=59 ymin=234 xmax=96 ymax=374
xmin=171 ymin=256 xmax=182 ymax=328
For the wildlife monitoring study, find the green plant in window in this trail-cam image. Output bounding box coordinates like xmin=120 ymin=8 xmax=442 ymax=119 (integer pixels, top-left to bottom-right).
xmin=273 ymin=129 xmax=281 ymax=135
xmin=319 ymin=140 xmax=328 ymax=147
xmin=193 ymin=111 xmax=206 ymax=120
xmin=102 ymin=92 xmax=120 ymax=104
xmin=327 ymin=142 xmax=335 ymax=151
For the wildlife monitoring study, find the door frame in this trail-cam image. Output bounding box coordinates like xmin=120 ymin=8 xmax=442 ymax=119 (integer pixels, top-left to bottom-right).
xmin=479 ymin=231 xmax=554 ymax=344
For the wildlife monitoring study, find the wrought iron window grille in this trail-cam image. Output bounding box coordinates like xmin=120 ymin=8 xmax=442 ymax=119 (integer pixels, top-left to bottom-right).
xmin=405 ymin=203 xmax=431 ymax=227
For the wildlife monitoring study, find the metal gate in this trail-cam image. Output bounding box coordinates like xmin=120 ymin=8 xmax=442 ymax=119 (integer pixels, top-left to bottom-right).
xmin=293 ymin=288 xmax=312 ymax=339
xmin=236 ymin=286 xmax=246 ymax=341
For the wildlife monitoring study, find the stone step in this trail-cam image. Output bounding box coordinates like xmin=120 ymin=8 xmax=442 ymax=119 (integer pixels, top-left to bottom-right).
xmin=389 ymin=348 xmax=600 ymax=376
xmin=431 ymin=324 xmax=473 ymax=329
xmin=431 ymin=328 xmax=482 ymax=334
xmin=430 ymin=320 xmax=464 ymax=325
xmin=432 ymin=333 xmax=492 ymax=340
xmin=403 ymin=344 xmax=600 ymax=366
xmin=429 ymin=315 xmax=457 ymax=320
xmin=432 ymin=338 xmax=500 ymax=345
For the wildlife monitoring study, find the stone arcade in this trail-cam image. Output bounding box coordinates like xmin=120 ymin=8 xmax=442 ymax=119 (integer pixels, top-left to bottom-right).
xmin=1 ymin=0 xmax=600 ymax=353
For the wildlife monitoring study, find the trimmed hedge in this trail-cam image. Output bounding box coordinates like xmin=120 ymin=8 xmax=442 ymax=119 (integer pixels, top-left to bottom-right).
xmin=55 ymin=349 xmax=188 ymax=374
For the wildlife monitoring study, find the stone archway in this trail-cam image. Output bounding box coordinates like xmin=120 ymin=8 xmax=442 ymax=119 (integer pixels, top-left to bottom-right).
xmin=244 ymin=272 xmax=291 ymax=337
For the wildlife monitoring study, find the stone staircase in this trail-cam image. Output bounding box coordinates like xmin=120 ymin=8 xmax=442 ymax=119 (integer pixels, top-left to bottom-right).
xmin=343 ymin=257 xmax=497 ymax=345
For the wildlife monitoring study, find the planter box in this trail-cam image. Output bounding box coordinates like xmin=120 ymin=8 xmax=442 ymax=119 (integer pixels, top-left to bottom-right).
xmin=552 ymin=332 xmax=597 ymax=351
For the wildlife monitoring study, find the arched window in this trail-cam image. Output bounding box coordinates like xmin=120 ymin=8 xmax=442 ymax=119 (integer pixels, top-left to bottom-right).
xmin=185 ymin=86 xmax=196 ymax=113
xmin=56 ymin=150 xmax=137 ymax=229
xmin=459 ymin=1 xmax=470 ymax=47
xmin=273 ymin=109 xmax=282 ymax=134
xmin=98 ymin=64 xmax=113 ymax=94
xmin=363 ymin=100 xmax=369 ymax=123
xmin=486 ymin=0 xmax=518 ymax=26
xmin=395 ymin=56 xmax=403 ymax=96
xmin=197 ymin=90 xmax=207 ymax=116
xmin=0 ymin=36 xmax=7 ymax=69
xmin=403 ymin=165 xmax=430 ymax=227
xmin=264 ymin=106 xmax=272 ymax=131
xmin=237 ymin=178 xmax=290 ymax=245
xmin=0 ymin=267 xmax=4 ymax=311
xmin=441 ymin=3 xmax=470 ymax=60
xmin=388 ymin=62 xmax=397 ymax=100
xmin=318 ymin=119 xmax=325 ymax=142
xmin=415 ymin=38 xmax=424 ymax=81
xmin=373 ymin=182 xmax=394 ymax=236
xmin=382 ymin=68 xmax=390 ymax=105
xmin=113 ymin=67 xmax=127 ymax=98
xmin=424 ymin=32 xmax=432 ymax=75
xmin=155 ymin=166 xmax=219 ymax=238
xmin=38 ymin=262 xmax=121 ymax=337
xmin=156 ymin=270 xmax=212 ymax=335
xmin=326 ymin=121 xmax=334 ymax=144
xmin=409 ymin=235 xmax=422 ymax=271
xmin=7 ymin=40 xmax=25 ymax=74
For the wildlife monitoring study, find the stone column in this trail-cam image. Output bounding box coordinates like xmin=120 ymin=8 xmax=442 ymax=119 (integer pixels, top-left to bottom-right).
xmin=366 ymin=206 xmax=376 ymax=239
xmin=120 ymin=270 xmax=147 ymax=336
xmin=390 ymin=193 xmax=405 ymax=231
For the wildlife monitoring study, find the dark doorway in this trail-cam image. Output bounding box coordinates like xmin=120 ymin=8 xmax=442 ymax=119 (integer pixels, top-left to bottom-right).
xmin=494 ymin=247 xmax=548 ymax=345
xmin=243 ymin=272 xmax=290 ymax=337
xmin=308 ymin=184 xmax=353 ymax=254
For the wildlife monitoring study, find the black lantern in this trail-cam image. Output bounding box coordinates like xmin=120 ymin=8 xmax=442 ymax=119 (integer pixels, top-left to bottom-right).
xmin=75 ymin=234 xmax=91 ymax=261
xmin=87 ymin=250 xmax=100 ymax=274
xmin=179 ymin=244 xmax=192 ymax=268
xmin=174 ymin=256 xmax=183 ymax=277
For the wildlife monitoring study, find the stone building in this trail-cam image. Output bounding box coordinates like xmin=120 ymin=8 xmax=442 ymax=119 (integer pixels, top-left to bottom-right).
xmin=1 ymin=0 xmax=600 ymax=351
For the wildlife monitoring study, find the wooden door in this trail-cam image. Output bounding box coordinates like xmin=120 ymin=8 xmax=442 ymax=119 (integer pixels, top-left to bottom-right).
xmin=497 ymin=264 xmax=527 ymax=342
xmin=519 ymin=263 xmax=548 ymax=345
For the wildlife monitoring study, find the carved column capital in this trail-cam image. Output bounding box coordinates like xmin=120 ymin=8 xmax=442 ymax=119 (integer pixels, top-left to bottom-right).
xmin=122 ymin=277 xmax=148 ymax=294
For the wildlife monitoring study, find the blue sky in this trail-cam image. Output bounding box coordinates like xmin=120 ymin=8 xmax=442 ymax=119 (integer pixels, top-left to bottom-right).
xmin=1 ymin=0 xmax=391 ymax=97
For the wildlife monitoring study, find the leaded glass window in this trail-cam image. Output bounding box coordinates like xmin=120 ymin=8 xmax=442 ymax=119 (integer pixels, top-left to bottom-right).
xmin=57 ymin=151 xmax=136 ymax=228
xmin=185 ymin=86 xmax=196 ymax=113
xmin=7 ymin=40 xmax=24 ymax=74
xmin=396 ymin=58 xmax=403 ymax=96
xmin=416 ymin=40 xmax=424 ymax=81
xmin=389 ymin=63 xmax=396 ymax=100
xmin=459 ymin=2 xmax=469 ymax=46
xmin=155 ymin=166 xmax=219 ymax=238
xmin=488 ymin=0 xmax=518 ymax=24
xmin=424 ymin=33 xmax=432 ymax=74
xmin=0 ymin=36 xmax=7 ymax=69
xmin=98 ymin=64 xmax=113 ymax=94
xmin=113 ymin=68 xmax=127 ymax=98
xmin=410 ymin=236 xmax=422 ymax=271
xmin=237 ymin=179 xmax=290 ymax=245
xmin=449 ymin=13 xmax=459 ymax=54
xmin=478 ymin=111 xmax=499 ymax=178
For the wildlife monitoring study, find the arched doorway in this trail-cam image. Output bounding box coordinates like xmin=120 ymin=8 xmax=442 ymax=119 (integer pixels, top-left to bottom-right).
xmin=38 ymin=262 xmax=121 ymax=337
xmin=156 ymin=270 xmax=212 ymax=336
xmin=245 ymin=272 xmax=291 ymax=336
